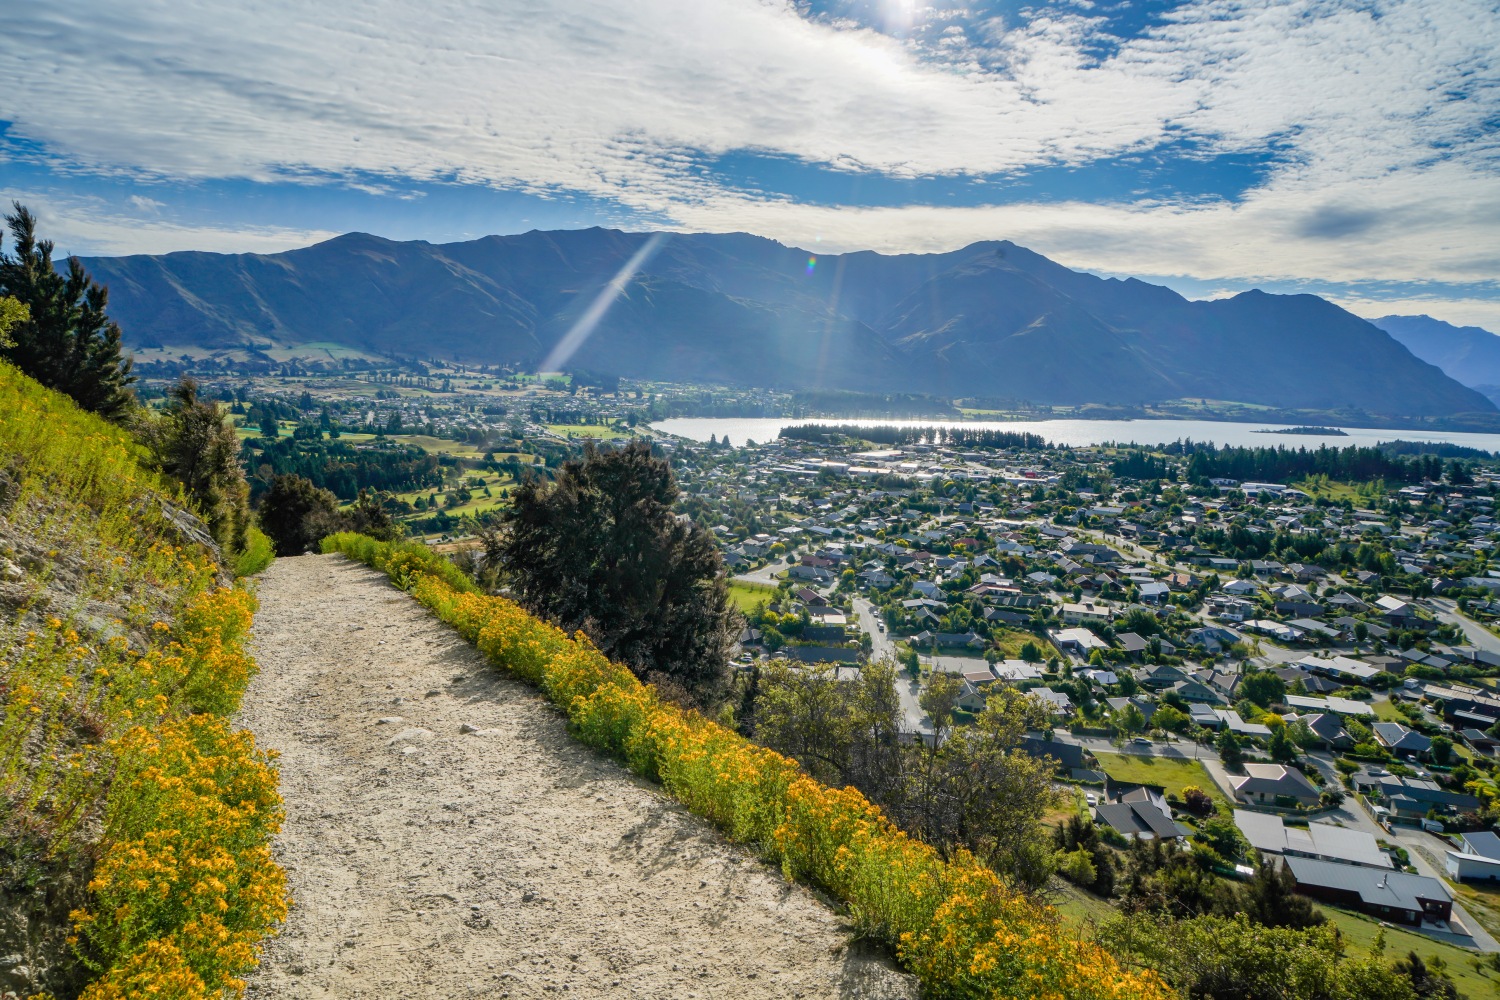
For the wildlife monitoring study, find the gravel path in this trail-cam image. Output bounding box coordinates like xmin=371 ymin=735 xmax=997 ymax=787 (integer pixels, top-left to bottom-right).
xmin=239 ymin=554 xmax=915 ymax=999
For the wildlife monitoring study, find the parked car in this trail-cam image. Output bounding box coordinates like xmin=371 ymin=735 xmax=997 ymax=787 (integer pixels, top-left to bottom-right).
xmin=1132 ymin=737 xmax=1152 ymax=746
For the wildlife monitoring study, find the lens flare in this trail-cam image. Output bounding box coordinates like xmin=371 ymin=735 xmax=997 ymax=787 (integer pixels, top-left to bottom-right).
xmin=805 ymin=256 xmax=817 ymax=275
xmin=541 ymin=232 xmax=669 ymax=373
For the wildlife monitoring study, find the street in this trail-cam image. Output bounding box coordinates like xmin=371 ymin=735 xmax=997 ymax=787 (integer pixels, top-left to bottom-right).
xmin=853 ymin=596 xmax=933 ymax=739
xmin=1429 ymin=597 xmax=1500 ymax=658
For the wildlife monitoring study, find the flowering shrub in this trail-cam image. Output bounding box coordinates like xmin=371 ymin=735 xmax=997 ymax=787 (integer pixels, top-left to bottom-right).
xmin=327 ymin=533 xmax=1169 ymax=1000
xmin=0 ymin=361 xmax=286 ymax=998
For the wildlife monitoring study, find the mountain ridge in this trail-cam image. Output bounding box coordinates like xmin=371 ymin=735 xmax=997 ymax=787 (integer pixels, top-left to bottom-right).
xmin=1371 ymin=314 xmax=1500 ymax=406
xmin=77 ymin=228 xmax=1495 ymax=419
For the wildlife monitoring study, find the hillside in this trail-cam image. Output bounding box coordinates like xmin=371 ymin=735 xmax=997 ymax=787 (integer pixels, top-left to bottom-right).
xmin=80 ymin=230 xmax=1494 ymax=419
xmin=1373 ymin=314 xmax=1500 ymax=405
xmin=0 ymin=362 xmax=283 ymax=998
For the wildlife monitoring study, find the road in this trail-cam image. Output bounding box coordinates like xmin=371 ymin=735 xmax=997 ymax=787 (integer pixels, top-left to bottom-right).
xmin=1065 ymin=732 xmax=1219 ymax=763
xmin=853 ymin=597 xmax=933 ymax=740
xmin=1429 ymin=597 xmax=1500 ymax=657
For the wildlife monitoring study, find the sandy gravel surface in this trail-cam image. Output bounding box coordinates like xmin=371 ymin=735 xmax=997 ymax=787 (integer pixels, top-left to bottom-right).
xmin=239 ymin=554 xmax=916 ymax=999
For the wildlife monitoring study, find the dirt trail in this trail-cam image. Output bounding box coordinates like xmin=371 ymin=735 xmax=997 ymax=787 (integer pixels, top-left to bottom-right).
xmin=240 ymin=555 xmax=915 ymax=999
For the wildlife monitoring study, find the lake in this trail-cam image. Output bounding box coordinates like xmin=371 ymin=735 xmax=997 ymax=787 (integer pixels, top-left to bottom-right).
xmin=650 ymin=416 xmax=1500 ymax=453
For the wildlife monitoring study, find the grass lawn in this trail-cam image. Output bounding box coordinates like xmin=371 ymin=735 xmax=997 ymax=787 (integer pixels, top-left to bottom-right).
xmin=727 ymin=580 xmax=776 ymax=613
xmin=991 ymin=627 xmax=1058 ymax=661
xmin=1051 ymin=879 xmax=1118 ymax=931
xmin=1372 ymin=698 xmax=1412 ymax=724
xmin=1315 ymin=904 xmax=1496 ymax=998
xmin=545 ymin=423 xmax=628 ymax=440
xmin=1095 ymin=753 xmax=1230 ymax=811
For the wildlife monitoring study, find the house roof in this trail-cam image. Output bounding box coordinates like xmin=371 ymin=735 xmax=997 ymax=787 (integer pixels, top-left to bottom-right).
xmin=1233 ymin=810 xmax=1391 ymax=868
xmin=1233 ymin=763 xmax=1319 ymax=800
xmin=1462 ymin=831 xmax=1500 ymax=860
xmin=1018 ymin=735 xmax=1086 ymax=769
xmin=1284 ymin=856 xmax=1449 ymax=913
xmin=1372 ymin=722 xmax=1432 ymax=754
xmin=1376 ymin=778 xmax=1481 ymax=809
xmin=1095 ymin=799 xmax=1185 ymax=840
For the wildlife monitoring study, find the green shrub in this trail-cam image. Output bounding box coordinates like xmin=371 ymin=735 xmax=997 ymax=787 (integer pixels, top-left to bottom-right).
xmin=233 ymin=526 xmax=275 ymax=577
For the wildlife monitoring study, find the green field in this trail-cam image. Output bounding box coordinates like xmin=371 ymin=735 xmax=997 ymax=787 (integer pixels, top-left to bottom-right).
xmin=1095 ymin=752 xmax=1231 ymax=811
xmin=728 ymin=580 xmax=775 ymax=613
xmin=545 ymin=422 xmax=629 ymax=440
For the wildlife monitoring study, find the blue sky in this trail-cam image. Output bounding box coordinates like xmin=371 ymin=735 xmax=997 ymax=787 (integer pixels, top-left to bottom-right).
xmin=2 ymin=0 xmax=1497 ymax=328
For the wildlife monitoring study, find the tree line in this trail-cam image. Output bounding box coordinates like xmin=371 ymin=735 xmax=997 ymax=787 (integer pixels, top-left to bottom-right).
xmin=246 ymin=437 xmax=441 ymax=500
xmin=779 ymin=423 xmax=1055 ymax=450
xmin=1166 ymin=441 xmax=1472 ymax=485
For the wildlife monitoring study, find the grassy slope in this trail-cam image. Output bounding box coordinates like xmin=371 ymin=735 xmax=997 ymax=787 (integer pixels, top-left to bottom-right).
xmin=0 ymin=362 xmax=283 ymax=997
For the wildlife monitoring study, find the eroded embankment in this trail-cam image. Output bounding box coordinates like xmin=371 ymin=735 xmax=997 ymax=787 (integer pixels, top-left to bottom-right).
xmin=240 ymin=554 xmax=915 ymax=999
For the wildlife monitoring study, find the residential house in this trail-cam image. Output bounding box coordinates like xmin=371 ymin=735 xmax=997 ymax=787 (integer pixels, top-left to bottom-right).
xmin=1017 ymin=735 xmax=1088 ymax=770
xmin=1061 ymin=601 xmax=1113 ymax=624
xmin=1445 ymin=831 xmax=1500 ymax=883
xmin=1169 ymin=678 xmax=1223 ymax=705
xmin=1232 ymin=763 xmax=1320 ymax=807
xmin=1186 ymin=626 xmax=1240 ymax=654
xmin=1373 ymin=777 xmax=1481 ymax=819
xmin=1052 ymin=627 xmax=1109 ymax=655
xmin=1372 ymin=722 xmax=1432 ymax=758
xmin=1283 ymin=857 xmax=1451 ymax=927
xmin=1140 ymin=663 xmax=1189 ymax=689
xmin=910 ymin=630 xmax=985 ymax=649
xmin=1296 ymin=713 xmax=1353 ymax=749
xmin=1031 ymin=687 xmax=1075 ymax=716
xmin=1137 ymin=581 xmax=1170 ymax=605
xmin=1094 ymin=786 xmax=1188 ymax=841
xmin=1233 ymin=810 xmax=1391 ymax=868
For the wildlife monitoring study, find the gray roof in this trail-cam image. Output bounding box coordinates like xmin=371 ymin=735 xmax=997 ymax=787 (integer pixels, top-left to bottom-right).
xmin=1377 ymin=778 xmax=1481 ymax=809
xmin=1234 ymin=810 xmax=1391 ymax=869
xmin=1461 ymin=830 xmax=1500 ymax=860
xmin=1095 ymin=800 xmax=1185 ymax=840
xmin=1284 ymin=856 xmax=1449 ymax=913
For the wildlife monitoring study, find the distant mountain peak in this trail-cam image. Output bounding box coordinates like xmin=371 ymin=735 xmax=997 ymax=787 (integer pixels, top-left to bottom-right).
xmin=74 ymin=229 xmax=1494 ymax=419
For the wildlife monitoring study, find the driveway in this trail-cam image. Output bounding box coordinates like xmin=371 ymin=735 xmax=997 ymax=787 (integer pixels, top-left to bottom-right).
xmin=732 ymin=558 xmax=788 ymax=587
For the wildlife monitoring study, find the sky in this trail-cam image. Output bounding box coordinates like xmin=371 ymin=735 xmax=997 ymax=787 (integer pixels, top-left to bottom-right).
xmin=1 ymin=0 xmax=1498 ymax=329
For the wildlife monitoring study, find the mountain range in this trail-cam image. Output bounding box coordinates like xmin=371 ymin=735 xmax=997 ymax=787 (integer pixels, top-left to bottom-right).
xmin=1371 ymin=314 xmax=1500 ymax=407
xmin=79 ymin=229 xmax=1495 ymax=420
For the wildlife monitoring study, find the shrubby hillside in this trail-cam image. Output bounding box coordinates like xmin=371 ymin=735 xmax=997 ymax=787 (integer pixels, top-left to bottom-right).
xmin=0 ymin=361 xmax=284 ymax=999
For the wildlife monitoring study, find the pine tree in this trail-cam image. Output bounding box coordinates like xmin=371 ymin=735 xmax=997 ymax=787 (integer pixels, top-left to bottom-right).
xmin=140 ymin=378 xmax=251 ymax=552
xmin=0 ymin=203 xmax=135 ymax=419
xmin=500 ymin=441 xmax=738 ymax=704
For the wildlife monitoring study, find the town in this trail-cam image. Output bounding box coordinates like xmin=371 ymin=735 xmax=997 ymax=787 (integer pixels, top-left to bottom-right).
xmin=155 ymin=361 xmax=1500 ymax=984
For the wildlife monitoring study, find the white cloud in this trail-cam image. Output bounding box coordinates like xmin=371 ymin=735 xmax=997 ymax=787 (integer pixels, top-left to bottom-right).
xmin=8 ymin=192 xmax=336 ymax=257
xmin=0 ymin=0 xmax=1494 ymax=318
